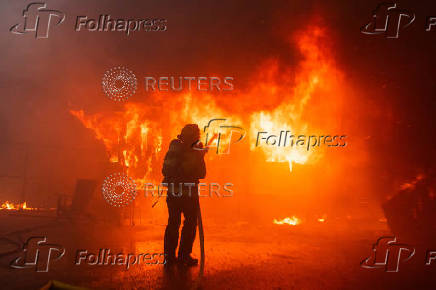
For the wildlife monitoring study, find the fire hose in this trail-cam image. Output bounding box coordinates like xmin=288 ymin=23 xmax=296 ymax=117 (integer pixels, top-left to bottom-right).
xmin=193 ymin=197 xmax=205 ymax=289
xmin=153 ymin=191 xmax=205 ymax=289
xmin=193 ymin=143 xmax=206 ymax=289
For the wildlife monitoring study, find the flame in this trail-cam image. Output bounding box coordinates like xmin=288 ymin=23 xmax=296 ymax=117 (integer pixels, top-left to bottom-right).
xmin=0 ymin=201 xmax=35 ymax=210
xmin=273 ymin=216 xmax=301 ymax=226
xmin=71 ymin=91 xmax=243 ymax=185
xmin=70 ymin=25 xmax=344 ymax=186
xmin=249 ymin=26 xmax=342 ymax=171
xmin=1 ymin=201 xmax=15 ymax=210
xmin=70 ymin=103 xmax=164 ymax=186
xmin=250 ymin=112 xmax=311 ymax=171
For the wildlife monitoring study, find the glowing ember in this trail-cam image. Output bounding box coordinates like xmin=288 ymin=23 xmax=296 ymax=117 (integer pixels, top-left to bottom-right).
xmin=273 ymin=216 xmax=301 ymax=226
xmin=400 ymin=173 xmax=425 ymax=191
xmin=317 ymin=214 xmax=327 ymax=223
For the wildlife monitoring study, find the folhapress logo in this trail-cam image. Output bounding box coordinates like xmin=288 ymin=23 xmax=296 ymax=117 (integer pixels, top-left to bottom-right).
xmin=10 ymin=2 xmax=65 ymax=39
xmin=361 ymin=3 xmax=436 ymax=38
xmin=360 ymin=236 xmax=415 ymax=272
xmin=10 ymin=3 xmax=167 ymax=39
xmin=361 ymin=236 xmax=436 ymax=271
xmin=10 ymin=236 xmax=65 ymax=272
xmin=194 ymin=118 xmax=246 ymax=155
xmin=361 ymin=3 xmax=415 ymax=38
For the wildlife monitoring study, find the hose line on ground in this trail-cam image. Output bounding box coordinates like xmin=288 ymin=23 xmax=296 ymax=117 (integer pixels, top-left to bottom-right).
xmin=193 ymin=198 xmax=205 ymax=289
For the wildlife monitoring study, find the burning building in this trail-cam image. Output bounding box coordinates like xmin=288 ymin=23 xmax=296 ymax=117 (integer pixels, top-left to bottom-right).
xmin=1 ymin=0 xmax=435 ymax=289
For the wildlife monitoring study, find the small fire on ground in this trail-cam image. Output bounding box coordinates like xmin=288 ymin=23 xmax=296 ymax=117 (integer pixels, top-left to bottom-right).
xmin=273 ymin=216 xmax=301 ymax=226
xmin=0 ymin=201 xmax=35 ymax=211
xmin=273 ymin=215 xmax=328 ymax=225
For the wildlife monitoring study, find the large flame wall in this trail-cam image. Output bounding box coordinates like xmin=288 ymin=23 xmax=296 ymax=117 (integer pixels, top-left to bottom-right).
xmin=69 ymin=25 xmax=372 ymax=222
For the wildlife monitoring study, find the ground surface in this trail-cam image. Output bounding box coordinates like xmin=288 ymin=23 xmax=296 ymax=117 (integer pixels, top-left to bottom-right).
xmin=0 ymin=212 xmax=435 ymax=290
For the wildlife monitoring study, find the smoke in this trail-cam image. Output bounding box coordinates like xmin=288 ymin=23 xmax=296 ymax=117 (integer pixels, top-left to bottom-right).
xmin=0 ymin=0 xmax=434 ymax=217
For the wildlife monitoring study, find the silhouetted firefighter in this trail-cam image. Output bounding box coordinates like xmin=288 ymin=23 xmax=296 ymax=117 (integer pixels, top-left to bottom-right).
xmin=162 ymin=124 xmax=206 ymax=266
xmin=383 ymin=169 xmax=436 ymax=244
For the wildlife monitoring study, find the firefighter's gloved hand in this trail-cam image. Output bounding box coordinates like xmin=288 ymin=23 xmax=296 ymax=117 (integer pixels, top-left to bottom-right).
xmin=192 ymin=141 xmax=208 ymax=155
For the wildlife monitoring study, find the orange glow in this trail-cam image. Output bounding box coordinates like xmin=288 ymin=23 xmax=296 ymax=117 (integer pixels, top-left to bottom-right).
xmin=65 ymin=23 xmax=374 ymax=232
xmin=68 ymin=23 xmax=353 ymax=229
